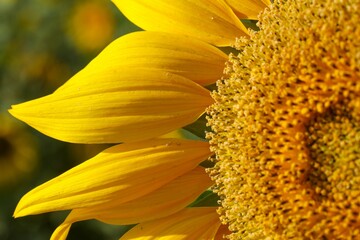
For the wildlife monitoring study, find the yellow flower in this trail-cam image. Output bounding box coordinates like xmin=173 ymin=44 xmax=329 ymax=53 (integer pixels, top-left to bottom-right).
xmin=9 ymin=0 xmax=269 ymax=239
xmin=66 ymin=0 xmax=115 ymax=52
xmin=208 ymin=0 xmax=360 ymax=239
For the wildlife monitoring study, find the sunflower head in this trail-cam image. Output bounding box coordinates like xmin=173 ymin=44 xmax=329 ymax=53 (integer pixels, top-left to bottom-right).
xmin=208 ymin=0 xmax=360 ymax=239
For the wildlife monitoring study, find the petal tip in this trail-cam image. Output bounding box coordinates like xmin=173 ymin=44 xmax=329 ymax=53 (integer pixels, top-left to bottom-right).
xmin=13 ymin=207 xmax=24 ymax=218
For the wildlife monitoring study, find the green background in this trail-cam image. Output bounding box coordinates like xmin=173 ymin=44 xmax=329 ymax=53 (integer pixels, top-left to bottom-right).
xmin=0 ymin=0 xmax=140 ymax=239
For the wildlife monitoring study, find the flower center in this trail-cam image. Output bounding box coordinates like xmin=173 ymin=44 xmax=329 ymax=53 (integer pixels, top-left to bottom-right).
xmin=306 ymin=99 xmax=360 ymax=204
xmin=207 ymin=0 xmax=360 ymax=239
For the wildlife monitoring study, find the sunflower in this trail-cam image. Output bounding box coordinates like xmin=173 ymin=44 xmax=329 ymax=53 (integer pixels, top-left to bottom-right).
xmin=208 ymin=0 xmax=360 ymax=239
xmin=11 ymin=0 xmax=360 ymax=239
xmin=9 ymin=0 xmax=269 ymax=239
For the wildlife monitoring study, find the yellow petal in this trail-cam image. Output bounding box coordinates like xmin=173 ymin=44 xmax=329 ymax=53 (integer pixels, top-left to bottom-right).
xmin=112 ymin=0 xmax=248 ymax=46
xmin=50 ymin=223 xmax=71 ymax=240
xmin=9 ymin=69 xmax=213 ymax=143
xmin=214 ymin=225 xmax=231 ymax=239
xmin=50 ymin=167 xmax=212 ymax=240
xmin=14 ymin=139 xmax=211 ymax=218
xmin=120 ymin=207 xmax=221 ymax=240
xmin=61 ymin=31 xmax=227 ymax=87
xmin=82 ymin=166 xmax=212 ymax=224
xmin=225 ymin=0 xmax=269 ymax=19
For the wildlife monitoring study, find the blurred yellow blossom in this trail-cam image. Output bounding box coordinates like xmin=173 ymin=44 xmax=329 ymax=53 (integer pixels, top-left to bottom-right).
xmin=66 ymin=0 xmax=115 ymax=52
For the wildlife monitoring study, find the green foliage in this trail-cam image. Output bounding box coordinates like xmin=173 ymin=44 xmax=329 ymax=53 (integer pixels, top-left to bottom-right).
xmin=183 ymin=114 xmax=211 ymax=140
xmin=189 ymin=190 xmax=220 ymax=207
xmin=241 ymin=19 xmax=259 ymax=31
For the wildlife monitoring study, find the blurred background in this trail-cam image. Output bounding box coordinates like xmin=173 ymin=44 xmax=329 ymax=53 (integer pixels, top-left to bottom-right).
xmin=0 ymin=0 xmax=140 ymax=239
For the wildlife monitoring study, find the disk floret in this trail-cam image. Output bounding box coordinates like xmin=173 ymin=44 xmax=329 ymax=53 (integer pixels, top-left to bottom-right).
xmin=208 ymin=0 xmax=360 ymax=239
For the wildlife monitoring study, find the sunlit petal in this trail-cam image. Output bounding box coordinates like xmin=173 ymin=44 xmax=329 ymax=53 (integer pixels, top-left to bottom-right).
xmin=14 ymin=139 xmax=211 ymax=218
xmin=50 ymin=167 xmax=212 ymax=239
xmin=120 ymin=207 xmax=221 ymax=240
xmin=10 ymin=69 xmax=213 ymax=143
xmin=112 ymin=0 xmax=248 ymax=46
xmin=61 ymin=31 xmax=227 ymax=87
xmin=50 ymin=223 xmax=71 ymax=240
xmin=225 ymin=0 xmax=269 ymax=19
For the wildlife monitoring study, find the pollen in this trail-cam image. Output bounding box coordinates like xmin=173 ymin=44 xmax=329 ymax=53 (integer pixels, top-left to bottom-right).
xmin=207 ymin=0 xmax=360 ymax=239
